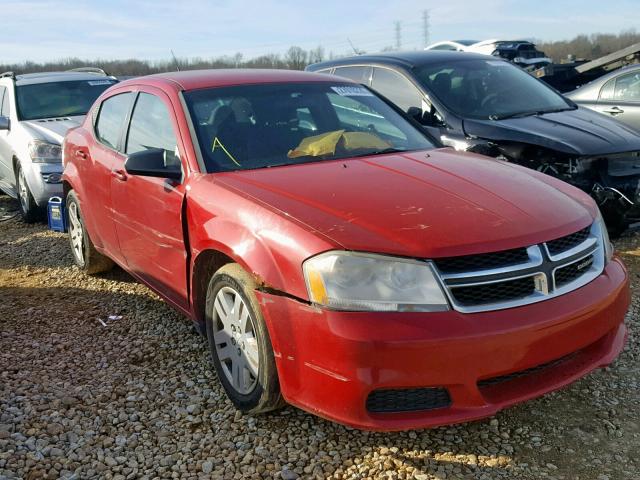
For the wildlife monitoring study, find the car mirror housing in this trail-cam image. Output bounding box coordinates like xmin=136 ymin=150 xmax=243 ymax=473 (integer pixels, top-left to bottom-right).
xmin=125 ymin=148 xmax=182 ymax=180
xmin=0 ymin=116 xmax=10 ymax=131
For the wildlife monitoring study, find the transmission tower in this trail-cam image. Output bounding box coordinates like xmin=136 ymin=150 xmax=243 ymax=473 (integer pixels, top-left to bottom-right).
xmin=422 ymin=10 xmax=430 ymax=47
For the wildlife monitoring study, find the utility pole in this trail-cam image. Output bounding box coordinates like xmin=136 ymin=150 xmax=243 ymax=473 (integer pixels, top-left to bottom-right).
xmin=422 ymin=10 xmax=430 ymax=47
xmin=395 ymin=21 xmax=402 ymax=50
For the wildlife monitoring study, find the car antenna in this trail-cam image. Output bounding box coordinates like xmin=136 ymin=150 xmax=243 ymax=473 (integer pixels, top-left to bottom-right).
xmin=170 ymin=49 xmax=181 ymax=72
xmin=347 ymin=38 xmax=363 ymax=55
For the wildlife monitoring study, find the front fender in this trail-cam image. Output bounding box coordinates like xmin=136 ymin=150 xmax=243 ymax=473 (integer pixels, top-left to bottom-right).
xmin=186 ymin=183 xmax=337 ymax=302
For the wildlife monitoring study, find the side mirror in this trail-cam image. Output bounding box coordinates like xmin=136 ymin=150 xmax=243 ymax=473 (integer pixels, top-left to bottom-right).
xmin=0 ymin=116 xmax=9 ymax=131
xmin=125 ymin=148 xmax=182 ymax=180
xmin=407 ymin=106 xmax=444 ymax=128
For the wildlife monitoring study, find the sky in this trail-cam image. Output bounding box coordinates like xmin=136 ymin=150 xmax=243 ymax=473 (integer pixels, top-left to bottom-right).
xmin=1 ymin=0 xmax=640 ymax=63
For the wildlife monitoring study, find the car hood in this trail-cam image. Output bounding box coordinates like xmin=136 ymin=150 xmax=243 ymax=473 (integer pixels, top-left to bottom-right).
xmin=214 ymin=149 xmax=596 ymax=259
xmin=20 ymin=115 xmax=86 ymax=144
xmin=463 ymin=107 xmax=640 ymax=155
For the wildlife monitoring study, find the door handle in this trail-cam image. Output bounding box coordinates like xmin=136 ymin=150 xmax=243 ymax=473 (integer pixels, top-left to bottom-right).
xmin=111 ymin=169 xmax=127 ymax=181
xmin=603 ymin=106 xmax=624 ymax=115
xmin=75 ymin=150 xmax=87 ymax=159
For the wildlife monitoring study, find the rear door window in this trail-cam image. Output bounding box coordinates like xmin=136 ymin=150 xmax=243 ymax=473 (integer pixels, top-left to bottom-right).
xmin=333 ymin=66 xmax=372 ymax=85
xmin=95 ymin=92 xmax=134 ymax=150
xmin=125 ymin=92 xmax=180 ymax=167
xmin=371 ymin=67 xmax=423 ymax=113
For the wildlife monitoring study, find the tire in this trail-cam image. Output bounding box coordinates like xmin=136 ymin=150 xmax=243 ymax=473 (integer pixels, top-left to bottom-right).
xmin=205 ymin=263 xmax=284 ymax=414
xmin=66 ymin=190 xmax=114 ymax=274
xmin=16 ymin=163 xmax=41 ymax=223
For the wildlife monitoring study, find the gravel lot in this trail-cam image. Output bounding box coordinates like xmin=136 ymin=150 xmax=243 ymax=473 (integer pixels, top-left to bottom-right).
xmin=0 ymin=194 xmax=639 ymax=480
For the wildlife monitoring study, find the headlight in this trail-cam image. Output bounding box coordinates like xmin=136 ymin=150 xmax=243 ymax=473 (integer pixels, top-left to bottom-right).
xmin=303 ymin=251 xmax=450 ymax=312
xmin=596 ymin=210 xmax=613 ymax=263
xmin=29 ymin=140 xmax=62 ymax=163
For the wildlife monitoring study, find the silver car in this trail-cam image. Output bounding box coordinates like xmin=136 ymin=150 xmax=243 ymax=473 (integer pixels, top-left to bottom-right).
xmin=566 ymin=65 xmax=640 ymax=133
xmin=0 ymin=69 xmax=117 ymax=221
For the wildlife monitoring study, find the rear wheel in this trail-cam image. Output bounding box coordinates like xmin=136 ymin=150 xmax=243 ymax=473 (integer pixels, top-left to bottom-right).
xmin=66 ymin=190 xmax=114 ymax=274
xmin=205 ymin=263 xmax=284 ymax=414
xmin=16 ymin=163 xmax=40 ymax=223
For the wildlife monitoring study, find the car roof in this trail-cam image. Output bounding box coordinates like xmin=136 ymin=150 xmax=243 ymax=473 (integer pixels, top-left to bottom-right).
xmin=307 ymin=50 xmax=498 ymax=71
xmin=12 ymin=71 xmax=117 ymax=86
xmin=115 ymin=69 xmax=347 ymax=92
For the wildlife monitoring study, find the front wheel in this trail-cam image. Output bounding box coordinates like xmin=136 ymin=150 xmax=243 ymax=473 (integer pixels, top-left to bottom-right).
xmin=205 ymin=263 xmax=284 ymax=414
xmin=16 ymin=163 xmax=41 ymax=223
xmin=66 ymin=190 xmax=114 ymax=274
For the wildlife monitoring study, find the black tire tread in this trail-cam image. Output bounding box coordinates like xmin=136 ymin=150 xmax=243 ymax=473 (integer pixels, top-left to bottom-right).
xmin=66 ymin=190 xmax=114 ymax=275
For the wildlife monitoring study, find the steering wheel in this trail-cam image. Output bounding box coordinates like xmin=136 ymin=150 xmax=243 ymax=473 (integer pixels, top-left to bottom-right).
xmin=480 ymin=93 xmax=500 ymax=109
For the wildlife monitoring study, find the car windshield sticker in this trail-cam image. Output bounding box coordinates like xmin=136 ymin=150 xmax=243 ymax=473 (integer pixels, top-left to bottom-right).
xmin=486 ymin=60 xmax=506 ymax=67
xmin=331 ymin=86 xmax=374 ymax=97
xmin=212 ymin=137 xmax=241 ymax=166
xmin=88 ymin=80 xmax=115 ymax=86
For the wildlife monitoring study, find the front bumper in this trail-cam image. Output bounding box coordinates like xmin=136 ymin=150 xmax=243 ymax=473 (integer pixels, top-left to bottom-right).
xmin=256 ymin=258 xmax=629 ymax=431
xmin=24 ymin=162 xmax=63 ymax=206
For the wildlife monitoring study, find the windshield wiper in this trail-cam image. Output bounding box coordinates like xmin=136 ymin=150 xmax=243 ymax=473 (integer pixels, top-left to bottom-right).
xmin=489 ymin=111 xmax=539 ymax=121
xmin=489 ymin=105 xmax=578 ymax=121
xmin=348 ymin=147 xmax=409 ymax=158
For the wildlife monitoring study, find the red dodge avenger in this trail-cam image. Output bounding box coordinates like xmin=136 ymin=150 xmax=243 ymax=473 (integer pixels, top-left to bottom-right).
xmin=62 ymin=69 xmax=629 ymax=430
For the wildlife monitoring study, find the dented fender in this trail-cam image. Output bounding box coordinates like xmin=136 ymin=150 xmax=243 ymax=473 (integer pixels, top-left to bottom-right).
xmin=184 ymin=175 xmax=338 ymax=303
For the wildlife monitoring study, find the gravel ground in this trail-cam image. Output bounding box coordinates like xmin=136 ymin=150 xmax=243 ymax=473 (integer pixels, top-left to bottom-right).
xmin=0 ymin=194 xmax=638 ymax=480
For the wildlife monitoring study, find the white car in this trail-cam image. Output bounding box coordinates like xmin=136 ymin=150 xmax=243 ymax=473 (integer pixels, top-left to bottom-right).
xmin=0 ymin=69 xmax=117 ymax=221
xmin=426 ymin=39 xmax=552 ymax=70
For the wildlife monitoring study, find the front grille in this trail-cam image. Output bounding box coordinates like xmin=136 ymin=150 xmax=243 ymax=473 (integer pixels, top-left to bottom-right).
xmin=366 ymin=388 xmax=451 ymax=413
xmin=434 ymin=222 xmax=603 ymax=313
xmin=450 ymin=277 xmax=536 ymax=307
xmin=555 ymin=255 xmax=594 ymax=287
xmin=478 ymin=352 xmax=576 ymax=388
xmin=434 ymin=247 xmax=529 ymax=274
xmin=546 ymin=227 xmax=590 ymax=256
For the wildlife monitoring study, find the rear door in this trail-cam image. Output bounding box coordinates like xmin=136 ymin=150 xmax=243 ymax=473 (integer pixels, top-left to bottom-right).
xmin=88 ymin=91 xmax=135 ymax=263
xmin=594 ymin=72 xmax=640 ymax=131
xmin=110 ymin=88 xmax=189 ymax=310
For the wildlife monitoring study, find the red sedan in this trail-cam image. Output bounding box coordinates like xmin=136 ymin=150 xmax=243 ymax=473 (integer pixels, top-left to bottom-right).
xmin=62 ymin=69 xmax=629 ymax=431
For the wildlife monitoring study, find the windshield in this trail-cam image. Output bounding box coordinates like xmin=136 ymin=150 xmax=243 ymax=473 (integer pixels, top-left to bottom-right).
xmin=413 ymin=59 xmax=571 ymax=120
xmin=16 ymin=79 xmax=117 ymax=120
xmin=183 ymin=82 xmax=435 ymax=173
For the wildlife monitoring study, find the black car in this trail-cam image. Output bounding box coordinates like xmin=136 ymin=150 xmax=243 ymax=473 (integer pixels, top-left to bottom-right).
xmin=307 ymin=51 xmax=640 ymax=234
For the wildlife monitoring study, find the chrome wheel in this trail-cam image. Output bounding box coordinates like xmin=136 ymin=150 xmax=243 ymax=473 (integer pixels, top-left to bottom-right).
xmin=67 ymin=201 xmax=84 ymax=265
xmin=212 ymin=286 xmax=259 ymax=395
xmin=17 ymin=167 xmax=29 ymax=213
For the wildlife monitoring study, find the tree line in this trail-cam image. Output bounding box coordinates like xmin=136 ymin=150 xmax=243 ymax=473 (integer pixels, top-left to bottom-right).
xmin=2 ymin=30 xmax=640 ymax=76
xmin=538 ymin=29 xmax=640 ymax=62
xmin=0 ymin=46 xmax=326 ymax=77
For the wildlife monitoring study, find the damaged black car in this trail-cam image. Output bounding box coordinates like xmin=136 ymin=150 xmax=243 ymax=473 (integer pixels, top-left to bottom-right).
xmin=307 ymin=51 xmax=640 ymax=235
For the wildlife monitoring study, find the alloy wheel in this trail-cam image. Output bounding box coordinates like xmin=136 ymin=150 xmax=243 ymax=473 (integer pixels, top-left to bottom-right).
xmin=212 ymin=286 xmax=260 ymax=395
xmin=17 ymin=168 xmax=29 ymax=213
xmin=67 ymin=202 xmax=84 ymax=265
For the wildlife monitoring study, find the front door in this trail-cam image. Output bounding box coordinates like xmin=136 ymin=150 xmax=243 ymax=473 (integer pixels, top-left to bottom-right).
xmin=593 ymin=71 xmax=640 ymax=132
xmin=110 ymin=89 xmax=189 ymax=311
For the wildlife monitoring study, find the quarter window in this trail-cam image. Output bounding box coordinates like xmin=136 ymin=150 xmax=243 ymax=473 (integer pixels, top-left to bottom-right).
xmin=1 ymin=87 xmax=10 ymax=117
xmin=126 ymin=93 xmax=179 ymax=166
xmin=95 ymin=92 xmax=134 ymax=150
xmin=371 ymin=68 xmax=423 ymax=113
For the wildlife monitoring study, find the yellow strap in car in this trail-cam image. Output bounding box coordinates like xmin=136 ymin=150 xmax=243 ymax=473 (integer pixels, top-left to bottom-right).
xmin=212 ymin=137 xmax=241 ymax=166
